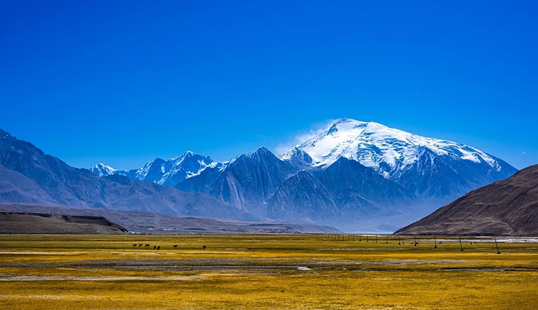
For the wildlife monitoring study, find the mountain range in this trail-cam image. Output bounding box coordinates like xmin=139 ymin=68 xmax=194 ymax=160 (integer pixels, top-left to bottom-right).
xmin=0 ymin=129 xmax=253 ymax=221
xmin=176 ymin=118 xmax=517 ymax=230
xmin=1 ymin=118 xmax=519 ymax=231
xmin=90 ymin=152 xmax=217 ymax=186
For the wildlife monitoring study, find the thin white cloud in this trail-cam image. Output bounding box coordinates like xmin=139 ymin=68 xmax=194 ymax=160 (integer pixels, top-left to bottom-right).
xmin=274 ymin=119 xmax=336 ymax=156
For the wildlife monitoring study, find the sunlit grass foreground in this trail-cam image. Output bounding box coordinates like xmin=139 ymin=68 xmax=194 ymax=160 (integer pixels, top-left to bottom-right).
xmin=0 ymin=234 xmax=537 ymax=309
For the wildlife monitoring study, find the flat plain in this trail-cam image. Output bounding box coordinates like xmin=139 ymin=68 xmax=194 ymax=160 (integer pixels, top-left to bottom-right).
xmin=0 ymin=234 xmax=537 ymax=310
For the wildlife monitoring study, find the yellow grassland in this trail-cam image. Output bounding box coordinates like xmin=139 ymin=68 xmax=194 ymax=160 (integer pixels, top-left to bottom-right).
xmin=0 ymin=234 xmax=537 ymax=309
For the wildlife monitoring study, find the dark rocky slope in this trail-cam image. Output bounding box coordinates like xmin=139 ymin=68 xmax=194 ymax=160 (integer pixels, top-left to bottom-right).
xmin=395 ymin=165 xmax=538 ymax=236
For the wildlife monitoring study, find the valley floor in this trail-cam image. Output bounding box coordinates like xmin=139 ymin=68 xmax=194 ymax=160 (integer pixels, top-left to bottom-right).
xmin=0 ymin=234 xmax=537 ymax=309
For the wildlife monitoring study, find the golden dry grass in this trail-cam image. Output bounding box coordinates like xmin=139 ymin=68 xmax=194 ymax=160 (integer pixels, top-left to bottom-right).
xmin=0 ymin=234 xmax=537 ymax=309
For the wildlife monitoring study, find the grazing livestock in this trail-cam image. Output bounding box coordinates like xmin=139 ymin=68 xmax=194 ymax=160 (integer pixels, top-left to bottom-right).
xmin=132 ymin=244 xmax=137 ymax=247
xmin=157 ymin=246 xmax=160 ymax=250
xmin=145 ymin=244 xmax=150 ymax=247
xmin=153 ymin=246 xmax=156 ymax=249
xmin=173 ymin=245 xmax=178 ymax=248
xmin=202 ymin=245 xmax=207 ymax=249
xmin=138 ymin=244 xmax=143 ymax=247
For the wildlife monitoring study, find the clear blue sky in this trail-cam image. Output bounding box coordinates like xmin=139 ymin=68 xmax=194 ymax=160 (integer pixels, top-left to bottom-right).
xmin=1 ymin=0 xmax=537 ymax=170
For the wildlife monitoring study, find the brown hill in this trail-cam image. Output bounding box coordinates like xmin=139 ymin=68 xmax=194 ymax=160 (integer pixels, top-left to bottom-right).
xmin=395 ymin=165 xmax=538 ymax=236
xmin=0 ymin=212 xmax=127 ymax=234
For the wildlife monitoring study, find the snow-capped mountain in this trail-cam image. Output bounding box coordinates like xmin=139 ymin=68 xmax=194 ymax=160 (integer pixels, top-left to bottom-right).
xmin=89 ymin=163 xmax=116 ymax=177
xmin=90 ymin=152 xmax=217 ymax=186
xmin=282 ymin=118 xmax=517 ymax=199
xmin=86 ymin=118 xmax=518 ymax=231
xmin=175 ymin=119 xmax=517 ymax=230
xmin=283 ymin=118 xmax=505 ymax=175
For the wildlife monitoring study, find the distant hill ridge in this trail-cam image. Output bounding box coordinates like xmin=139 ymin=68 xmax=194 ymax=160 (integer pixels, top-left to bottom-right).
xmin=0 ymin=211 xmax=127 ymax=234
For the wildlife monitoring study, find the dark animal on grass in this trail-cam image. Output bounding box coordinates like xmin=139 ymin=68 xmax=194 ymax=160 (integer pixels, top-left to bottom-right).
xmin=157 ymin=246 xmax=160 ymax=250
xmin=132 ymin=244 xmax=137 ymax=247
xmin=154 ymin=246 xmax=156 ymax=249
xmin=138 ymin=244 xmax=143 ymax=247
xmin=173 ymin=245 xmax=178 ymax=248
xmin=494 ymin=238 xmax=501 ymax=254
xmin=145 ymin=244 xmax=150 ymax=247
xmin=202 ymin=245 xmax=207 ymax=249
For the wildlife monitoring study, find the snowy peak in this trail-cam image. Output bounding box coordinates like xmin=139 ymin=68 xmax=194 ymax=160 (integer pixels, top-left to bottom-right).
xmin=281 ymin=147 xmax=314 ymax=169
xmin=160 ymin=151 xmax=215 ymax=184
xmin=89 ymin=163 xmax=116 ymax=177
xmin=280 ymin=118 xmax=518 ymax=200
xmin=90 ymin=151 xmax=216 ymax=186
xmin=133 ymin=158 xmax=166 ymax=183
xmin=286 ymin=118 xmax=508 ymax=177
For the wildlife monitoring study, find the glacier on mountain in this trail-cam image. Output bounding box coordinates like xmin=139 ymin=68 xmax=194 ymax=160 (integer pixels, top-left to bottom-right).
xmin=282 ymin=118 xmax=507 ymax=179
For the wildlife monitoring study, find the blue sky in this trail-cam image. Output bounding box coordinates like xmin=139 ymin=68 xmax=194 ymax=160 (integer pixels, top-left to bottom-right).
xmin=1 ymin=0 xmax=537 ymax=170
